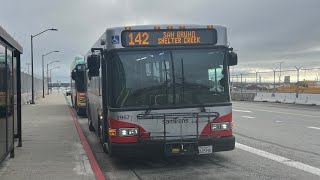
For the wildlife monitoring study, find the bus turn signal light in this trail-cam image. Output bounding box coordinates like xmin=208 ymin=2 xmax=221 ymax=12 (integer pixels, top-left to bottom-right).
xmin=109 ymin=129 xmax=116 ymax=136
xmin=207 ymin=25 xmax=214 ymax=29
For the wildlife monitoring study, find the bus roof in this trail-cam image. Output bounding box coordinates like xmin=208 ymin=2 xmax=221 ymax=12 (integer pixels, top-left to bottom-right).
xmin=70 ymin=55 xmax=85 ymax=71
xmin=87 ymin=24 xmax=228 ymax=53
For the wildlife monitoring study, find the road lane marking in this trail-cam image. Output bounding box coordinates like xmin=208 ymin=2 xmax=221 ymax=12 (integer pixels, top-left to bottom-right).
xmin=307 ymin=126 xmax=320 ymax=130
xmin=236 ymin=142 xmax=320 ymax=176
xmin=233 ymin=109 xmax=252 ymax=113
xmin=233 ymin=107 xmax=320 ymax=118
xmin=241 ymin=116 xmax=255 ymax=119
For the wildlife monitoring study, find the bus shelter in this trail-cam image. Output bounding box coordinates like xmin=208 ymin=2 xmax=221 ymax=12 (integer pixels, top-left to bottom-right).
xmin=0 ymin=26 xmax=22 ymax=163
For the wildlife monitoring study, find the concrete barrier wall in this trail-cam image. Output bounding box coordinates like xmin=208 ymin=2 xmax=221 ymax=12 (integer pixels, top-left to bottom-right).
xmin=231 ymin=93 xmax=256 ymax=101
xmin=253 ymin=92 xmax=320 ymax=105
xmin=20 ymin=71 xmax=48 ymax=105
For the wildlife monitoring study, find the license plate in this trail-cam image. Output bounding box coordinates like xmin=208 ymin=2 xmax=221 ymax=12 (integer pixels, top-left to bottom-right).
xmin=198 ymin=145 xmax=213 ymax=155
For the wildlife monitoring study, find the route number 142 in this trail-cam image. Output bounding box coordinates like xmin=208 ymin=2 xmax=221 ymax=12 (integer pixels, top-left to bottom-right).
xmin=129 ymin=32 xmax=149 ymax=45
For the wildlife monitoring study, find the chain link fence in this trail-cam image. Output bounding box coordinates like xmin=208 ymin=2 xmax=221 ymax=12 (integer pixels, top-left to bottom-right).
xmin=231 ymin=67 xmax=320 ymax=95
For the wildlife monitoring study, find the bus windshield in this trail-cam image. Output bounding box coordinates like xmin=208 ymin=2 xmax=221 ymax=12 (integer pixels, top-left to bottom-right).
xmin=109 ymin=48 xmax=229 ymax=109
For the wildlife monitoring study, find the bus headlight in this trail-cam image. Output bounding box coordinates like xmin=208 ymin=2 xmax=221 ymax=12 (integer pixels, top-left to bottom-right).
xmin=211 ymin=122 xmax=232 ymax=131
xmin=211 ymin=123 xmax=220 ymax=131
xmin=220 ymin=122 xmax=229 ymax=130
xmin=118 ymin=128 xmax=139 ymax=136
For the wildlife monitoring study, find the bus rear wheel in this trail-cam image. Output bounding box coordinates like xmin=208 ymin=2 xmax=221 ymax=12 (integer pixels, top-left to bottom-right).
xmin=88 ymin=119 xmax=95 ymax=132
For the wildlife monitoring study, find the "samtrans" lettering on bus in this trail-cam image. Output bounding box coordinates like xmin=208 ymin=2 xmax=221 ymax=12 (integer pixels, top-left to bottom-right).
xmin=162 ymin=118 xmax=189 ymax=124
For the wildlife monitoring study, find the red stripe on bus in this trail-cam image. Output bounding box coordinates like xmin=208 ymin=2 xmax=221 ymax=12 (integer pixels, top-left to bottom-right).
xmin=109 ymin=118 xmax=150 ymax=143
xmin=68 ymin=108 xmax=106 ymax=180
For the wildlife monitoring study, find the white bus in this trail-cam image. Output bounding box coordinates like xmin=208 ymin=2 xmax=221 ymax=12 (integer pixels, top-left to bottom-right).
xmin=85 ymin=24 xmax=238 ymax=156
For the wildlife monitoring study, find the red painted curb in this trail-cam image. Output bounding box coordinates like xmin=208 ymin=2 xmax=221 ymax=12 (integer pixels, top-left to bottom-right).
xmin=68 ymin=108 xmax=106 ymax=180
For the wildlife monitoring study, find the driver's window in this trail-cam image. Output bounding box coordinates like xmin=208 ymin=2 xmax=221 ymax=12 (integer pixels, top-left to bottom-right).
xmin=208 ymin=66 xmax=224 ymax=92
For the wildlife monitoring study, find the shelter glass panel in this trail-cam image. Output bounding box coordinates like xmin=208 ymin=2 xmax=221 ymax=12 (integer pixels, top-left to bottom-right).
xmin=0 ymin=44 xmax=7 ymax=157
xmin=7 ymin=48 xmax=14 ymax=149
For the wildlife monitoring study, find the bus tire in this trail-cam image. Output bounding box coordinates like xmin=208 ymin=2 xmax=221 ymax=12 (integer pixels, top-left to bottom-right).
xmin=88 ymin=119 xmax=95 ymax=132
xmin=76 ymin=109 xmax=81 ymax=116
xmin=104 ymin=142 xmax=113 ymax=157
xmin=71 ymin=96 xmax=75 ymax=108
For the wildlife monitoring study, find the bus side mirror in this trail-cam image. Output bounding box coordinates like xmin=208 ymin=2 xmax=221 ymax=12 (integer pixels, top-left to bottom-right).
xmin=228 ymin=51 xmax=238 ymax=66
xmin=71 ymin=71 xmax=76 ymax=80
xmin=87 ymin=55 xmax=100 ymax=77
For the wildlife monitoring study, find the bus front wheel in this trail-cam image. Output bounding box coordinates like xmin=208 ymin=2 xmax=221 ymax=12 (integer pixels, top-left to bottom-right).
xmin=103 ymin=142 xmax=113 ymax=157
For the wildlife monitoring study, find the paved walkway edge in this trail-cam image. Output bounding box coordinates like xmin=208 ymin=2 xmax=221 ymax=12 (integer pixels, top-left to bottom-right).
xmin=68 ymin=107 xmax=106 ymax=180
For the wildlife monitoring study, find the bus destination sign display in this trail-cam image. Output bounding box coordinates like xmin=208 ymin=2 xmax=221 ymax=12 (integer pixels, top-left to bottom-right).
xmin=121 ymin=29 xmax=217 ymax=47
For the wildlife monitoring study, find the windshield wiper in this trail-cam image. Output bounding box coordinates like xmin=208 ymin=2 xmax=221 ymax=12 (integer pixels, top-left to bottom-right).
xmin=144 ymin=60 xmax=169 ymax=115
xmin=181 ymin=58 xmax=206 ymax=112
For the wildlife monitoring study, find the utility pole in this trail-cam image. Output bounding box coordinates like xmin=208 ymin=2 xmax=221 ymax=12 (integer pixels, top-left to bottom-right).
xmin=295 ymin=66 xmax=302 ymax=98
xmin=259 ymin=74 xmax=262 ymax=87
xmin=279 ymin=61 xmax=284 ymax=85
xmin=240 ymin=73 xmax=243 ymax=98
xmin=272 ymin=68 xmax=277 ymax=91
xmin=254 ymin=69 xmax=260 ymax=93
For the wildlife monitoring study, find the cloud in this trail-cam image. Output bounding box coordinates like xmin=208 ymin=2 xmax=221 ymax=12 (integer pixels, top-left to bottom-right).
xmin=1 ymin=0 xmax=320 ymax=82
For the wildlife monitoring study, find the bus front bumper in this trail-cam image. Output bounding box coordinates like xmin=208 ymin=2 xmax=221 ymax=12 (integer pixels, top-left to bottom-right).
xmin=110 ymin=135 xmax=235 ymax=156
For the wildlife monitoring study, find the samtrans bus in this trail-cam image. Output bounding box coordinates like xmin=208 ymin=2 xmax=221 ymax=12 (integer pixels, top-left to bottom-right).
xmin=70 ymin=55 xmax=87 ymax=116
xmin=85 ymin=24 xmax=238 ymax=156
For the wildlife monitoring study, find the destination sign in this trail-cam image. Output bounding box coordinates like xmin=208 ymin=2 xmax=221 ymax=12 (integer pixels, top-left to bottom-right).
xmin=121 ymin=29 xmax=217 ymax=47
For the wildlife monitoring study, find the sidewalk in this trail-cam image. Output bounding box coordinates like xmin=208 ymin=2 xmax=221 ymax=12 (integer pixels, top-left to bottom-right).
xmin=0 ymin=93 xmax=95 ymax=180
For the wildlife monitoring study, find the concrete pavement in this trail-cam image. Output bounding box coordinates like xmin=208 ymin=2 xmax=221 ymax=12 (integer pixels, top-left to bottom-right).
xmin=72 ymin=96 xmax=320 ymax=180
xmin=233 ymin=101 xmax=320 ymax=168
xmin=0 ymin=93 xmax=95 ymax=180
xmin=2 ymin=93 xmax=319 ymax=180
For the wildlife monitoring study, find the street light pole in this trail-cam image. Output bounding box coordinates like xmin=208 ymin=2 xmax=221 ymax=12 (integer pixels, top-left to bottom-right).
xmin=42 ymin=51 xmax=59 ymax=98
xmin=30 ymin=28 xmax=58 ymax=104
xmin=49 ymin=66 xmax=60 ymax=93
xmin=42 ymin=55 xmax=44 ymax=98
xmin=31 ymin=35 xmax=34 ymax=103
xmin=47 ymin=60 xmax=60 ymax=95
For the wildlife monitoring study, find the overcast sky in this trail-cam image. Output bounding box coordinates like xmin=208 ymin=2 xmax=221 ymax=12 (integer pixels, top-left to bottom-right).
xmin=1 ymin=0 xmax=320 ymax=82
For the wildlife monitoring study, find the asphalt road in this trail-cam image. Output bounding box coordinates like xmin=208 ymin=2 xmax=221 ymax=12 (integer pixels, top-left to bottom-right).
xmin=71 ymin=98 xmax=320 ymax=180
